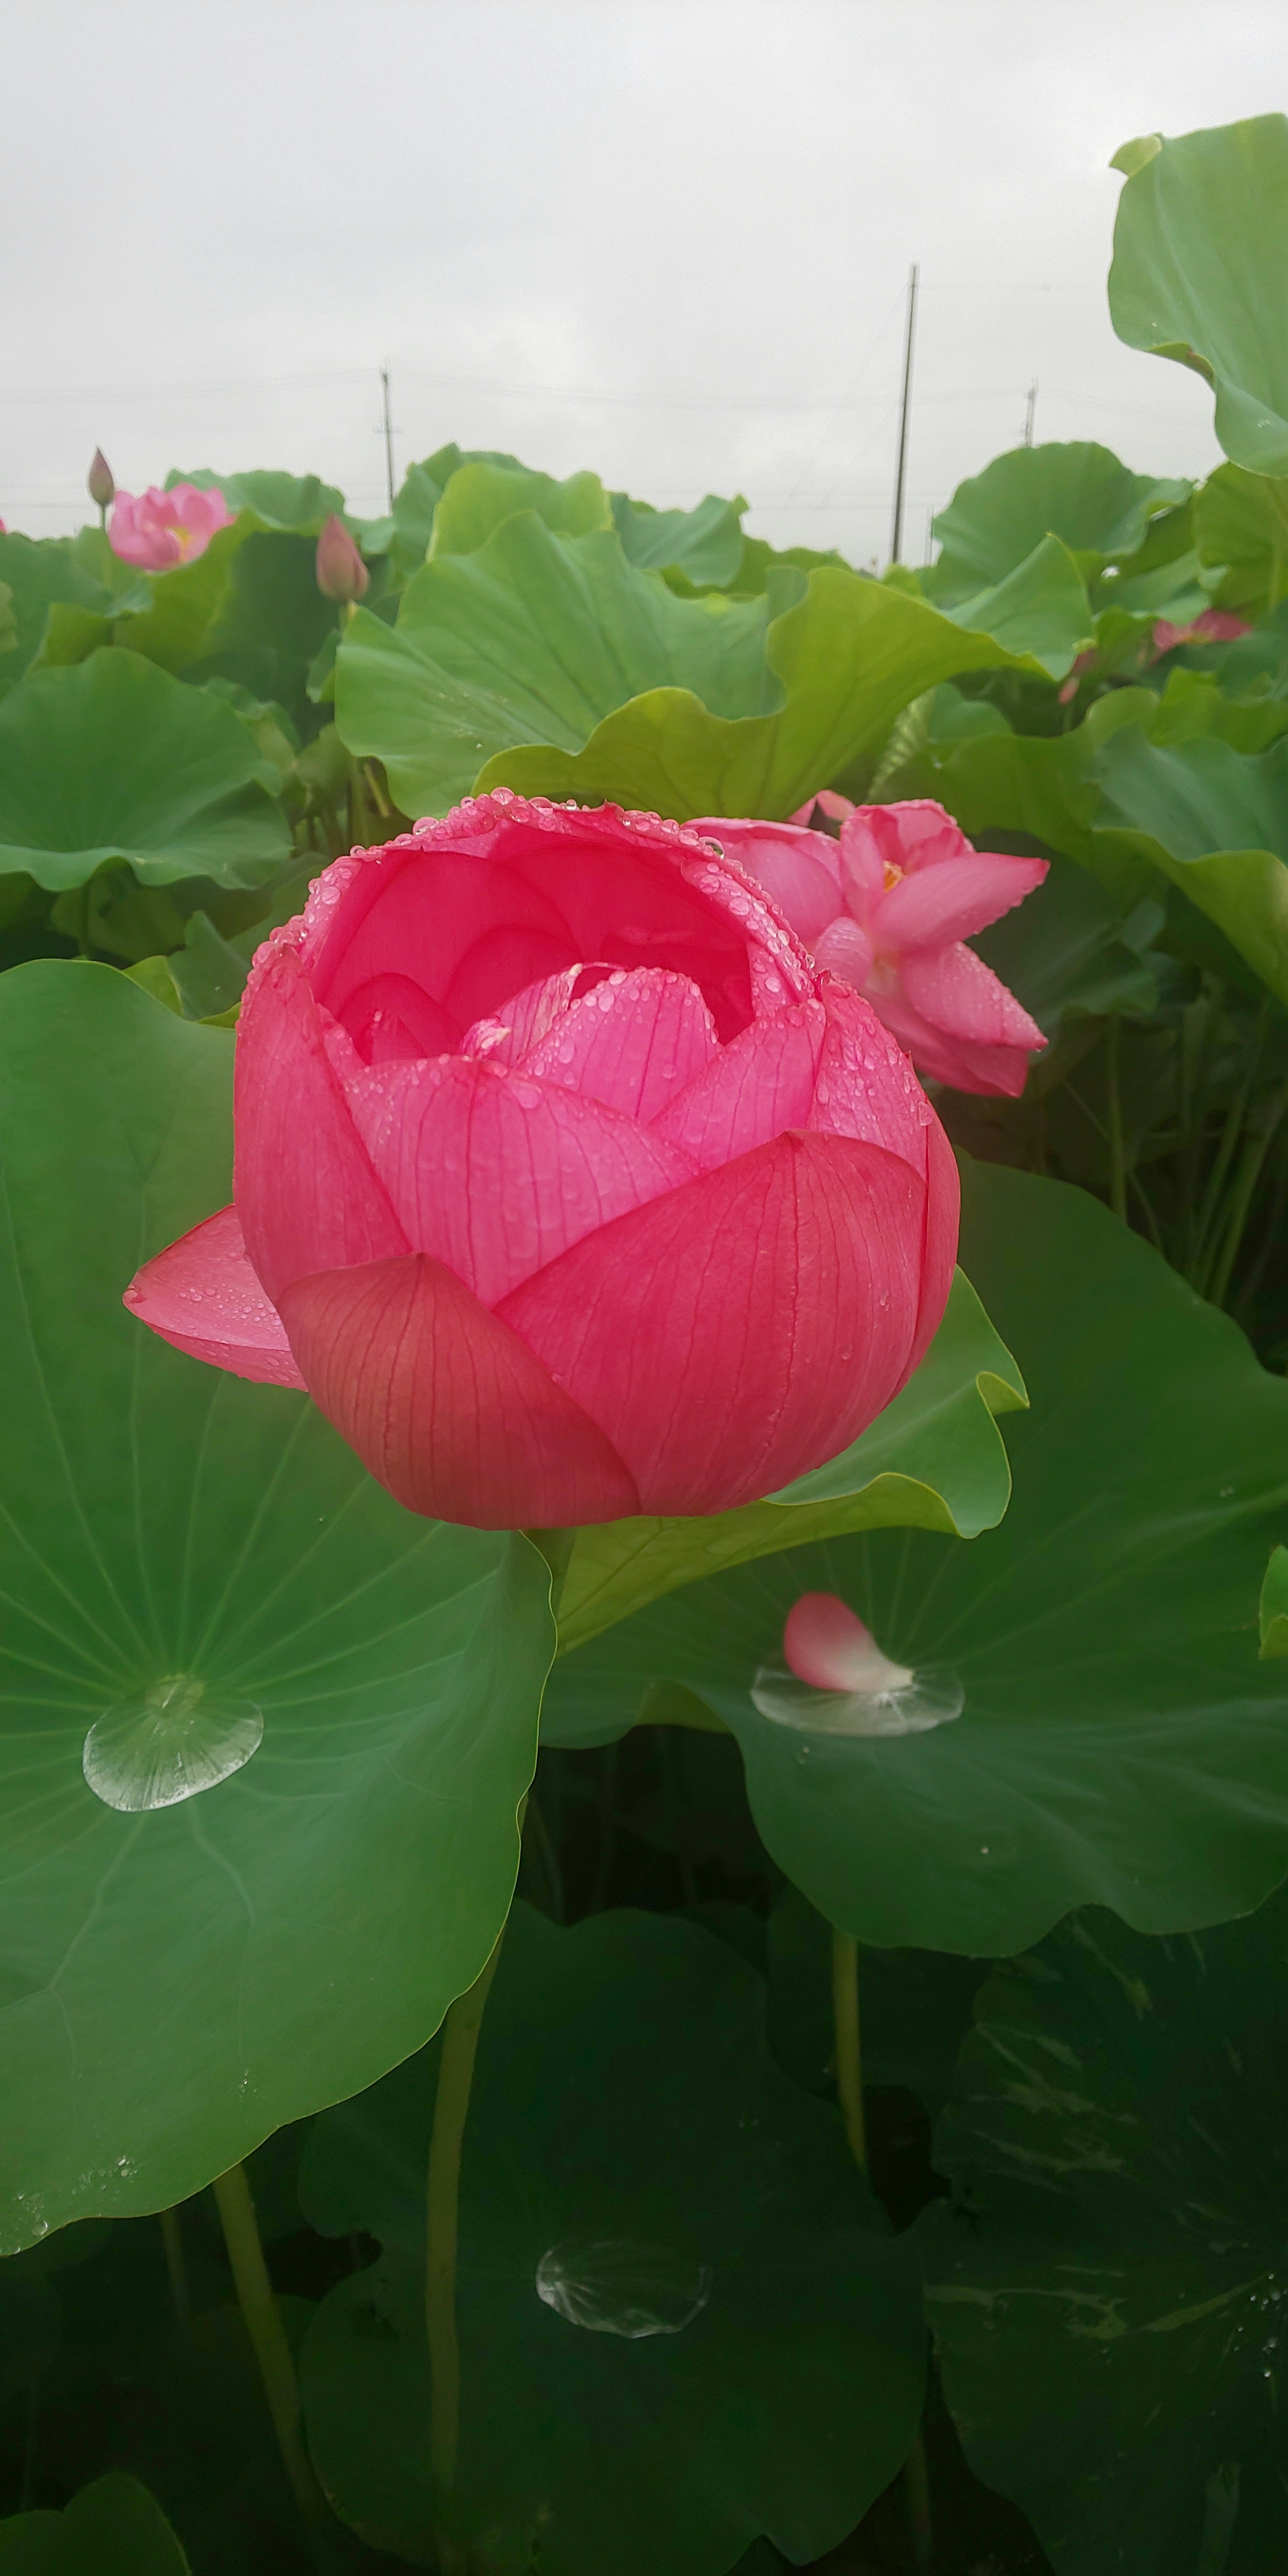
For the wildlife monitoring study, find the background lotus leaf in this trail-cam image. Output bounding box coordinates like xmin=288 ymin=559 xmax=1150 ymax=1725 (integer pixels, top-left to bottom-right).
xmin=1109 ymin=114 xmax=1288 ymax=476
xmin=545 ymin=1159 xmax=1288 ymax=1953
xmin=920 ymin=1890 xmax=1288 ymax=2575
xmin=0 ymin=651 xmax=290 ymax=891
xmin=0 ymin=2473 xmax=190 ymax=2573
xmin=927 ymin=442 xmax=1190 ymax=597
xmin=0 ymin=963 xmax=554 ymax=2247
xmin=611 ymin=490 xmax=748 ymax=588
xmin=298 ymin=1903 xmax=926 ymax=2576
xmin=429 ymin=460 xmax=612 ymax=555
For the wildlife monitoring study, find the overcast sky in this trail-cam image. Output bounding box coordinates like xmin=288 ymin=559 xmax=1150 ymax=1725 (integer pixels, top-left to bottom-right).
xmin=3 ymin=1 xmax=1285 ymax=562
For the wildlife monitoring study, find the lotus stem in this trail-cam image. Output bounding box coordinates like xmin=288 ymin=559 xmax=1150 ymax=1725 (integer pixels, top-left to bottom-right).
xmin=426 ymin=1927 xmax=505 ymax=2525
xmin=212 ymin=2161 xmax=333 ymax=2568
xmin=1105 ymin=1017 xmax=1127 ymax=1224
xmin=830 ymin=1927 xmax=867 ymax=2172
xmin=158 ymin=2203 xmax=191 ymax=2328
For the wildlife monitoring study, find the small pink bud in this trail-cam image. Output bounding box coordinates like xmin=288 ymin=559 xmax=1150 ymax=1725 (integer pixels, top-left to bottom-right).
xmin=315 ymin=514 xmax=369 ymax=604
xmin=88 ymin=449 xmax=115 ymax=510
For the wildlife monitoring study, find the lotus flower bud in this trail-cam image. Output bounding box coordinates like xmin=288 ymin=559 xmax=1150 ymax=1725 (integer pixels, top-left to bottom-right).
xmin=88 ymin=449 xmax=115 ymax=511
xmin=315 ymin=514 xmax=369 ymax=604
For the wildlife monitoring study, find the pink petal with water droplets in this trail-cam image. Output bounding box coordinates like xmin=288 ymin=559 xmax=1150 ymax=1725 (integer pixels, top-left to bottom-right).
xmin=874 ymin=852 xmax=1049 ymax=952
xmin=124 ymin=1205 xmax=306 ymax=1389
xmin=235 ymin=943 xmax=409 ymax=1302
xmin=809 ymin=979 xmax=932 ymax=1175
xmin=460 ymin=966 xmax=590 ymax=1066
xmin=345 ymin=1054 xmax=696 ymax=1306
xmin=497 ymin=1129 xmax=935 ymax=1515
xmin=279 ymin=1252 xmax=639 ymax=1528
xmin=899 ymin=943 xmax=1047 ymax=1050
xmin=520 ymin=967 xmax=718 ymax=1121
xmin=652 ymin=1004 xmax=825 ymax=1170
xmin=690 ymin=818 xmax=843 ymax=945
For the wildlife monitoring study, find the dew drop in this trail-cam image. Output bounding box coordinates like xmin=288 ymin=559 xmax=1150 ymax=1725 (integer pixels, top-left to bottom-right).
xmin=535 ymin=2237 xmax=712 ymax=2340
xmin=751 ymin=1662 xmax=964 ymax=1739
xmin=83 ymin=1675 xmax=263 ymax=1813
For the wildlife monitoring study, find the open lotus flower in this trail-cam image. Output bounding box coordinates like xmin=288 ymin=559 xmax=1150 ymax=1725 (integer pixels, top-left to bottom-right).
xmin=693 ymin=800 xmax=1048 ymax=1098
xmin=125 ymin=795 xmax=959 ymax=1531
xmin=108 ymin=481 xmax=232 ymax=570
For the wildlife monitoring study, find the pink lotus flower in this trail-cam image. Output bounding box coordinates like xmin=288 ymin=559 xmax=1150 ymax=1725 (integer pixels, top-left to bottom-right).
xmin=1151 ymin=608 xmax=1252 ymax=655
xmin=694 ymin=800 xmax=1048 ymax=1099
xmin=108 ymin=481 xmax=233 ymax=570
xmin=125 ymin=795 xmax=959 ymax=1531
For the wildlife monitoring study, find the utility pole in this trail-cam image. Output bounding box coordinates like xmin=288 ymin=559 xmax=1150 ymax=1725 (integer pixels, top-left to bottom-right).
xmin=889 ymin=263 xmax=918 ymax=566
xmin=1023 ymin=380 xmax=1038 ymax=447
xmin=381 ymin=367 xmax=396 ymax=511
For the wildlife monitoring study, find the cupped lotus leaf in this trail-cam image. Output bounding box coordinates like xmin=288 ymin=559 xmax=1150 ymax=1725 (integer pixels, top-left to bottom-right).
xmin=928 ymin=443 xmax=1189 ymax=596
xmin=611 ymin=490 xmax=748 ymax=588
xmin=935 ymin=534 xmax=1093 ymax=678
xmin=0 ymin=964 xmax=553 ymax=2248
xmin=336 ymin=511 xmax=774 ymax=815
xmin=552 ymin=1270 xmax=1025 ymax=1663
xmin=1260 ymin=1545 xmax=1288 ymax=1658
xmin=169 ymin=468 xmax=345 ymax=533
xmin=901 ymin=691 xmax=1288 ymax=1002
xmin=429 ymin=461 xmax=612 ymax=555
xmin=298 ymin=1903 xmax=926 ymax=2576
xmin=546 ymin=1160 xmax=1288 ymax=1954
xmin=0 ymin=652 xmax=289 ymax=892
xmin=920 ymin=1891 xmax=1288 ymax=2576
xmin=1194 ymin=462 xmax=1288 ymax=618
xmin=0 ymin=532 xmax=147 ymax=703
xmin=476 ymin=565 xmax=1072 ymax=823
xmin=1109 ymin=115 xmax=1288 ymax=476
xmin=0 ymin=2473 xmax=190 ymax=2573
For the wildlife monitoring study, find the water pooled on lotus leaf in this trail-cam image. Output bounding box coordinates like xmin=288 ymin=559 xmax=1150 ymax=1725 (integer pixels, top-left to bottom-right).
xmin=534 ymin=2236 xmax=712 ymax=2339
xmin=82 ymin=1675 xmax=264 ymax=1812
xmin=750 ymin=1662 xmax=964 ymax=1739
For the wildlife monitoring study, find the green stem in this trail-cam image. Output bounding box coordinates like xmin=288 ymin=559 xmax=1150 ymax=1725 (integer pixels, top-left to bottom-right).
xmin=1190 ymin=999 xmax=1269 ymax=1290
xmin=832 ymin=1926 xmax=934 ymax=2568
xmin=1105 ymin=1017 xmax=1128 ymax=1224
xmin=212 ymin=2163 xmax=333 ymax=2567
xmin=1207 ymin=1084 xmax=1288 ymax=1312
xmin=830 ymin=1928 xmax=866 ymax=2173
xmin=159 ymin=2204 xmax=191 ymax=2329
xmin=426 ymin=1931 xmax=505 ymax=2518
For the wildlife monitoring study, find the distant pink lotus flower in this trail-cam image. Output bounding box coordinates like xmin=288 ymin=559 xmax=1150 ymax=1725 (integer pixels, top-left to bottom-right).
xmin=693 ymin=799 xmax=1048 ymax=1098
xmin=108 ymin=481 xmax=232 ymax=571
xmin=1152 ymin=608 xmax=1252 ymax=655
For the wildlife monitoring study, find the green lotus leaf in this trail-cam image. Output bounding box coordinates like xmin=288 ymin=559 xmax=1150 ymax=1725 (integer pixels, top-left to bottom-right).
xmin=1194 ymin=462 xmax=1288 ymax=618
xmin=766 ymin=1884 xmax=986 ymax=2118
xmin=189 ymin=531 xmax=339 ymax=735
xmin=611 ymin=490 xmax=748 ymax=588
xmin=474 ymin=564 xmax=1071 ymax=822
xmin=336 ymin=511 xmax=774 ymax=815
xmin=430 ymin=461 xmax=612 ymax=555
xmin=968 ymin=853 xmax=1165 ymax=1054
xmin=928 ymin=443 xmax=1189 ymax=597
xmin=298 ymin=1902 xmax=925 ymax=2576
xmin=555 ymin=1269 xmax=1025 ymax=1659
xmin=0 ymin=651 xmax=289 ymax=892
xmin=0 ymin=531 xmax=147 ymax=704
xmin=935 ymin=534 xmax=1093 ymax=678
xmin=1259 ymin=1544 xmax=1288 ymax=1658
xmin=168 ymin=468 xmax=345 ymax=533
xmin=920 ymin=1890 xmax=1288 ymax=2575
xmin=1109 ymin=114 xmax=1288 ymax=476
xmin=545 ymin=1159 xmax=1288 ymax=1954
xmin=0 ymin=2474 xmax=190 ymax=2574
xmin=900 ymin=687 xmax=1288 ymax=1002
xmin=0 ymin=964 xmax=553 ymax=2247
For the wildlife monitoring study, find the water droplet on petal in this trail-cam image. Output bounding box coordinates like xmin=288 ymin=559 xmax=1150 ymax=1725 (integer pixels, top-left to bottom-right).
xmin=535 ymin=2238 xmax=712 ymax=2339
xmin=751 ymin=1663 xmax=964 ymax=1738
xmin=83 ymin=1675 xmax=263 ymax=1812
